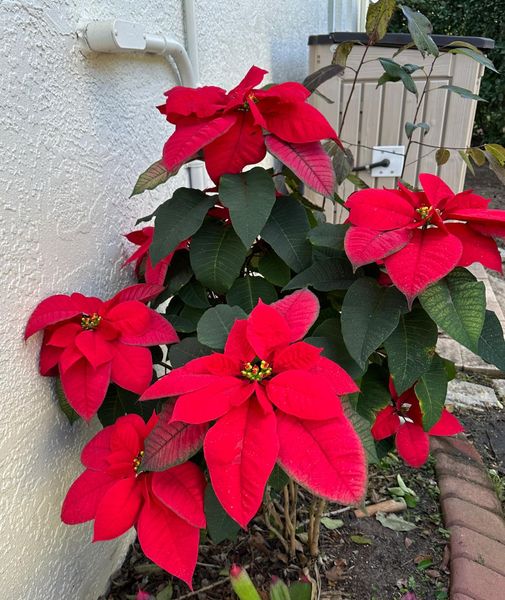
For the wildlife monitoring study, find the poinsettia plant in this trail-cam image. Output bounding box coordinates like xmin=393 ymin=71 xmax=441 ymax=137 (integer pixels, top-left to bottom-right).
xmin=24 ymin=2 xmax=505 ymax=593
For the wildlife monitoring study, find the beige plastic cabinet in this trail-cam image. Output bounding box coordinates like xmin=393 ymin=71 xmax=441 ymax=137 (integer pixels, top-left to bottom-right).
xmin=308 ymin=32 xmax=494 ymax=223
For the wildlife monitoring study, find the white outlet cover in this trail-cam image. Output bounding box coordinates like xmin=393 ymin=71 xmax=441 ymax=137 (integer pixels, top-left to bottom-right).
xmin=371 ymin=145 xmax=405 ymax=177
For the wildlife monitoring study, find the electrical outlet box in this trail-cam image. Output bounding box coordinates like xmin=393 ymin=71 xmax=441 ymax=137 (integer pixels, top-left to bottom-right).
xmin=371 ymin=145 xmax=405 ymax=177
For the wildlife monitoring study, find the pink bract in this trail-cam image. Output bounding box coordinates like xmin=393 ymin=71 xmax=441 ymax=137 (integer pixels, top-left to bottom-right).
xmin=371 ymin=378 xmax=463 ymax=467
xmin=345 ymin=174 xmax=504 ymax=303
xmin=25 ymin=284 xmax=179 ymax=420
xmin=61 ymin=413 xmax=205 ymax=587
xmin=140 ymin=290 xmax=367 ymax=528
xmin=158 ymin=66 xmax=340 ymax=192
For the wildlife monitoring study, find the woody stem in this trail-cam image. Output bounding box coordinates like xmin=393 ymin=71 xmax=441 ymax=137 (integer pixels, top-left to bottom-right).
xmin=308 ymin=496 xmax=327 ymax=557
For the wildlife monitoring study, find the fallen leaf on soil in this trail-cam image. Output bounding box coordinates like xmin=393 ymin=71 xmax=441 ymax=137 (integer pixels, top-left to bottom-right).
xmin=354 ymin=498 xmax=406 ymax=518
xmin=325 ymin=559 xmax=347 ymax=582
xmin=350 ymin=534 xmax=372 ymax=545
xmin=426 ymin=569 xmax=441 ymax=579
xmin=376 ymin=512 xmax=417 ymax=531
xmin=414 ymin=553 xmax=433 ymax=565
xmin=442 ymin=544 xmax=450 ymax=570
xmin=404 ymin=536 xmax=413 ymax=549
xmin=321 ymin=517 xmax=344 ymax=530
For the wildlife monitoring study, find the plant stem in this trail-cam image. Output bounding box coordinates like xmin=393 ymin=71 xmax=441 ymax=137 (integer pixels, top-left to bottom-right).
xmin=308 ymin=496 xmax=327 ymax=557
xmin=339 ymin=41 xmax=372 ymax=135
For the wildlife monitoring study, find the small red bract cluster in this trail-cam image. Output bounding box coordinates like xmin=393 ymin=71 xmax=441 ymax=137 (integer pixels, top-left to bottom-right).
xmin=61 ymin=413 xmax=205 ymax=587
xmin=345 ymin=173 xmax=505 ymax=303
xmin=371 ymin=379 xmax=463 ymax=467
xmin=25 ymin=284 xmax=178 ymax=420
xmin=141 ymin=290 xmax=367 ymax=527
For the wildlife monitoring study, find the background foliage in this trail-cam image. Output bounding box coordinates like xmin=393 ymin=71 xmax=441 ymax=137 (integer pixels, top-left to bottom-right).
xmin=390 ymin=0 xmax=505 ymax=144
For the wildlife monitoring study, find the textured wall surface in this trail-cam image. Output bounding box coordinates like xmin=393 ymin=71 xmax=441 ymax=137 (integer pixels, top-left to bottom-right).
xmin=0 ymin=1 xmax=337 ymax=598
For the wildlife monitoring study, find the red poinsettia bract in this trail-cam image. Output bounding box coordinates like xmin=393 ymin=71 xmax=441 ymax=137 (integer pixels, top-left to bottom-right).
xmin=124 ymin=226 xmax=188 ymax=286
xmin=25 ymin=284 xmax=178 ymax=420
xmin=371 ymin=379 xmax=463 ymax=467
xmin=61 ymin=413 xmax=205 ymax=587
xmin=159 ymin=66 xmax=340 ymax=195
xmin=141 ymin=290 xmax=366 ymax=528
xmin=345 ymin=173 xmax=505 ymax=303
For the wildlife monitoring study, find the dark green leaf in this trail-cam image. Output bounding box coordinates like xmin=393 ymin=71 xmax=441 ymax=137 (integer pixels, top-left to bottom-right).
xmin=268 ymin=464 xmax=289 ymax=492
xmin=55 ymin=379 xmax=80 ymax=424
xmin=384 ymin=304 xmax=438 ymax=395
xmin=332 ymin=41 xmax=356 ymax=68
xmin=459 ymin=150 xmax=475 ymax=175
xmin=419 ymin=268 xmax=486 ymax=353
xmin=353 ymin=363 xmax=391 ymax=422
xmin=258 ymin=250 xmax=291 ymax=287
xmin=197 ymin=304 xmax=247 ymax=350
xmin=261 ymin=196 xmax=312 ymax=272
xmin=302 ymin=64 xmax=344 ymax=92
xmin=168 ymin=337 xmax=213 ymax=369
xmin=341 ymin=278 xmax=406 ymax=368
xmin=378 ymin=58 xmax=418 ymax=95
xmin=438 ymin=84 xmax=486 ymax=102
xmin=400 ymin=5 xmax=439 ymax=57
xmin=283 ymin=258 xmax=356 ymax=292
xmin=130 ymin=159 xmax=172 ymax=197
xmin=435 ymin=148 xmax=450 ymax=166
xmin=219 ymin=167 xmax=276 ymax=248
xmin=190 ymin=220 xmax=247 ymax=293
xmin=287 ymin=581 xmax=312 ymax=600
xmin=151 ymin=251 xmax=193 ymax=309
xmin=366 ymin=0 xmax=397 ymax=43
xmin=477 ymin=310 xmax=505 ymax=372
xmin=151 ymin=189 xmax=214 ymax=265
xmin=156 ymin=583 xmax=173 ymax=600
xmin=447 ymin=47 xmax=498 ymax=72
xmin=226 ymin=276 xmax=278 ymax=313
xmin=98 ymin=385 xmax=156 ymax=427
xmin=204 ymin=484 xmax=240 ymax=543
xmin=415 ymin=354 xmax=448 ymax=430
xmin=166 ymin=305 xmax=205 ymax=334
xmin=343 ymin=400 xmax=379 ymax=464
xmin=346 ymin=173 xmax=369 ymax=189
xmin=178 ymin=280 xmax=210 ymax=309
xmin=468 ymin=147 xmax=486 ymax=167
xmin=332 ymin=145 xmax=354 ymax=185
xmin=307 ymin=223 xmax=348 ymax=251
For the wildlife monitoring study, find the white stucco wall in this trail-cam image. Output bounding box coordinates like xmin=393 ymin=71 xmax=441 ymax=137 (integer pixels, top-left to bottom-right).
xmin=0 ymin=1 xmax=355 ymax=598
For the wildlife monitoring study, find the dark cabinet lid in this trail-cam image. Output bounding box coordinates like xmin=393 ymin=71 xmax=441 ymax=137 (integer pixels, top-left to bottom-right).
xmin=308 ymin=32 xmax=494 ymax=50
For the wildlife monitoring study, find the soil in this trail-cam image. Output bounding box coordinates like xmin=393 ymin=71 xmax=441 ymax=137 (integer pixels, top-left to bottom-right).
xmin=99 ymin=166 xmax=505 ymax=600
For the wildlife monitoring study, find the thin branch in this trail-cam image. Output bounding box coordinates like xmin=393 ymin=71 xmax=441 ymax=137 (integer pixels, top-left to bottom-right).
xmin=339 ymin=41 xmax=372 ymax=134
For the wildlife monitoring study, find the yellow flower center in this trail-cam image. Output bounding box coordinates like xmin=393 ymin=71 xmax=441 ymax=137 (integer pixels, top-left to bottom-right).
xmin=133 ymin=450 xmax=144 ymax=473
xmin=416 ymin=205 xmax=431 ymax=220
xmin=81 ymin=312 xmax=101 ymax=330
xmin=241 ymin=360 xmax=273 ymax=381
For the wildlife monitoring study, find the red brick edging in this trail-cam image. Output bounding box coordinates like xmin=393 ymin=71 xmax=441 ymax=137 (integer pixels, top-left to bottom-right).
xmin=431 ymin=436 xmax=505 ymax=600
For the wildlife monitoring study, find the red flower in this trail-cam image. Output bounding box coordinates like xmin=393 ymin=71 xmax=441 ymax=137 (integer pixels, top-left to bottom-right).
xmin=124 ymin=227 xmax=188 ymax=286
xmin=141 ymin=290 xmax=366 ymax=528
xmin=25 ymin=284 xmax=179 ymax=420
xmin=61 ymin=413 xmax=205 ymax=587
xmin=371 ymin=379 xmax=463 ymax=467
xmin=158 ymin=66 xmax=340 ymax=194
xmin=345 ymin=174 xmax=504 ymax=303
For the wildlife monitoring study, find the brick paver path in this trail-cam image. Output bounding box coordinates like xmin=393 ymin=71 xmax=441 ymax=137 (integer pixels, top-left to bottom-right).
xmin=431 ymin=436 xmax=505 ymax=600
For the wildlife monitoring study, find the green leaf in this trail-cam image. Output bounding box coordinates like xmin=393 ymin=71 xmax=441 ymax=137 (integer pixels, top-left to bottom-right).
xmin=400 ymin=5 xmax=439 ymax=57
xmin=438 ymin=84 xmax=486 ymax=102
xmin=283 ymin=257 xmax=355 ymax=292
xmin=219 ymin=167 xmax=276 ymax=248
xmin=353 ymin=363 xmax=391 ymax=422
xmin=97 ymin=385 xmax=157 ymax=428
xmin=343 ymin=401 xmax=379 ymax=465
xmin=376 ymin=512 xmax=416 ymax=531
xmin=414 ymin=354 xmax=448 ymax=430
xmin=405 ymin=121 xmax=430 ymax=139
xmin=156 ymin=583 xmax=173 ymax=600
xmin=288 ymin=582 xmax=312 ymax=600
xmin=307 ymin=223 xmax=348 ymax=251
xmin=447 ymin=47 xmax=498 ymax=72
xmin=459 ymin=150 xmax=475 ymax=175
xmin=55 ymin=379 xmax=80 ymax=424
xmin=151 ymin=189 xmax=214 ymax=265
xmin=302 ymin=64 xmax=344 ymax=92
xmin=258 ymin=250 xmax=291 ymax=287
xmin=331 ymin=145 xmax=354 ymax=185
xmin=130 ymin=159 xmax=171 ymax=197
xmin=332 ymin=41 xmax=356 ymax=68
xmin=166 ymin=304 xmax=205 ymax=334
xmin=346 ymin=173 xmax=369 ymax=189
xmin=190 ymin=220 xmax=247 ymax=293
xmin=366 ymin=0 xmax=397 ymax=43
xmin=384 ymin=304 xmax=438 ymax=395
xmin=178 ymin=280 xmax=211 ymax=309
xmin=204 ymin=484 xmax=240 ymax=543
xmin=226 ymin=276 xmax=278 ymax=313
xmin=484 ymin=143 xmax=505 ymax=166
xmin=341 ymin=278 xmax=406 ymax=368
xmin=419 ymin=268 xmax=486 ymax=353
xmin=320 ymin=517 xmax=344 ymax=530
xmin=261 ymin=195 xmax=312 ymax=273
xmin=197 ymin=304 xmax=247 ymax=350
xmin=268 ymin=464 xmax=289 ymax=492
xmin=151 ymin=251 xmax=193 ymax=308
xmin=350 ymin=534 xmax=372 ymax=545
xmin=269 ymin=579 xmax=291 ymax=600
xmin=468 ymin=147 xmax=487 ymax=167
xmin=477 ymin=310 xmax=505 ymax=372
xmin=378 ymin=58 xmax=418 ymax=95
xmin=435 ymin=148 xmax=450 ymax=166
xmin=168 ymin=337 xmax=212 ymax=369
